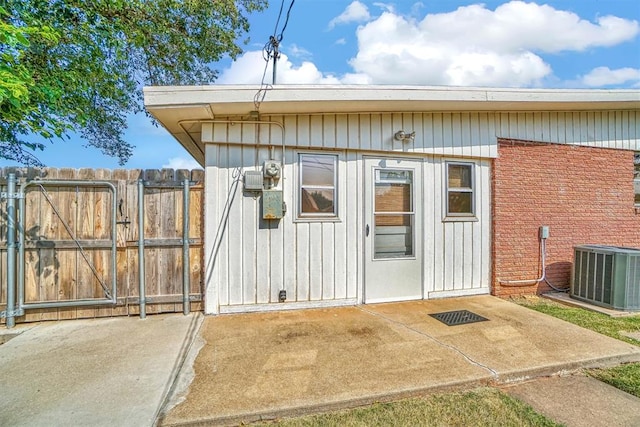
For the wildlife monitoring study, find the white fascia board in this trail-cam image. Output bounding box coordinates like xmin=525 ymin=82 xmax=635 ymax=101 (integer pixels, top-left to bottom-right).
xmin=144 ymin=85 xmax=640 ymax=116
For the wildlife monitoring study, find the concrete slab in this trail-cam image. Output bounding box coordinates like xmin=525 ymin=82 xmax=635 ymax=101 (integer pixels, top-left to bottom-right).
xmin=159 ymin=296 xmax=640 ymax=426
xmin=504 ymin=375 xmax=640 ymax=427
xmin=367 ymin=296 xmax=640 ymax=380
xmin=160 ymin=305 xmax=492 ymax=426
xmin=0 ymin=313 xmax=201 ymax=427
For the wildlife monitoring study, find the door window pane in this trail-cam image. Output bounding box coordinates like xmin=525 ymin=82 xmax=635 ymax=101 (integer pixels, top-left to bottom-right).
xmin=374 ymin=168 xmax=414 ymax=259
xmin=375 ymin=183 xmax=411 ymax=212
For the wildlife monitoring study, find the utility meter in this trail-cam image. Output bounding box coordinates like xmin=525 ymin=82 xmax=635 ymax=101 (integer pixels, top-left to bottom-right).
xmin=263 ymin=160 xmax=281 ymax=179
xmin=263 ymin=160 xmax=281 ymax=189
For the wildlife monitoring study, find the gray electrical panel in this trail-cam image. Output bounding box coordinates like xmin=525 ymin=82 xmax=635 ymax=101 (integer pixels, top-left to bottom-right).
xmin=263 ymin=190 xmax=284 ymax=219
xmin=244 ymin=171 xmax=263 ymax=191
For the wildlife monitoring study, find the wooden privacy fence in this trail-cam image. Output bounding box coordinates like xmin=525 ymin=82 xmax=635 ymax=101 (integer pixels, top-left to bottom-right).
xmin=0 ymin=167 xmax=204 ymax=325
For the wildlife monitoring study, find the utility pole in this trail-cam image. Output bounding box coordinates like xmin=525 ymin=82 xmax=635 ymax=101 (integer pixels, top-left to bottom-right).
xmin=270 ymin=35 xmax=280 ymax=85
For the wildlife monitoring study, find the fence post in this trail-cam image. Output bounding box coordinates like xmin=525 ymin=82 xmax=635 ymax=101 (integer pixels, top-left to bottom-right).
xmin=182 ymin=178 xmax=190 ymax=315
xmin=5 ymin=174 xmax=17 ymax=328
xmin=138 ymin=179 xmax=146 ymax=319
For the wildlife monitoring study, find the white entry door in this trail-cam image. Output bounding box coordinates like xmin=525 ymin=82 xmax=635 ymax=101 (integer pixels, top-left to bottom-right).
xmin=364 ymin=158 xmax=423 ymax=303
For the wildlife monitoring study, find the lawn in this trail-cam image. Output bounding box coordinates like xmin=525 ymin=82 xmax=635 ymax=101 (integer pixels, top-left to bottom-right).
xmin=515 ymin=296 xmax=640 ymax=345
xmin=516 ymin=296 xmax=640 ymax=398
xmin=257 ymin=388 xmax=561 ymax=427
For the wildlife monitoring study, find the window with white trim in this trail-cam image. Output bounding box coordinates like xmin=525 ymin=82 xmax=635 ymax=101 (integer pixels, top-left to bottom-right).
xmin=298 ymin=153 xmax=338 ymax=218
xmin=634 ymin=152 xmax=640 ymax=206
xmin=446 ymin=162 xmax=475 ymax=216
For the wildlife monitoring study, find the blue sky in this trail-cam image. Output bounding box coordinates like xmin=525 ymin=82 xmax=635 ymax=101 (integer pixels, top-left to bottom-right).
xmin=2 ymin=0 xmax=639 ymax=170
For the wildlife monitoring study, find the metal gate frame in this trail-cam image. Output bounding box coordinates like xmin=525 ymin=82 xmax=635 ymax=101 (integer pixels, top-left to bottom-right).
xmin=136 ymin=178 xmax=193 ymax=319
xmin=2 ymin=173 xmax=198 ymax=328
xmin=1 ymin=174 xmax=118 ymax=327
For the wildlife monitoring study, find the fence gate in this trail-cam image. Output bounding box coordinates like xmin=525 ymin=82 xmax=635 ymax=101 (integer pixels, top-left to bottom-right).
xmin=1 ymin=168 xmax=204 ymax=327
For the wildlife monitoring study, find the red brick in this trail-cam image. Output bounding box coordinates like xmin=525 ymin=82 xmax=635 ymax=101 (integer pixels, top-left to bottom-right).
xmin=492 ymin=139 xmax=640 ymax=297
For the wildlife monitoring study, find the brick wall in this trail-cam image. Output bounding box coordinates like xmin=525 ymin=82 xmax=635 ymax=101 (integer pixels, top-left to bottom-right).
xmin=492 ymin=139 xmax=640 ymax=297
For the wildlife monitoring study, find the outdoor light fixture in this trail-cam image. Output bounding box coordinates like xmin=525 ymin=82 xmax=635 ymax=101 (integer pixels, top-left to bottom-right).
xmin=394 ymin=130 xmax=415 ymax=143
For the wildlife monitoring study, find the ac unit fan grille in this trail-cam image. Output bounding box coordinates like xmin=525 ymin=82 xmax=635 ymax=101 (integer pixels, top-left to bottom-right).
xmin=572 ymin=245 xmax=640 ymax=311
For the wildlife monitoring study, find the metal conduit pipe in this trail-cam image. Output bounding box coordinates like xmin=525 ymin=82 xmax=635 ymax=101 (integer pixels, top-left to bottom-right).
xmin=182 ymin=178 xmax=190 ymax=315
xmin=499 ymin=238 xmax=547 ymax=286
xmin=499 ymin=226 xmax=551 ymax=287
xmin=177 ymin=118 xmax=286 ymax=178
xmin=138 ymin=179 xmax=146 ymax=319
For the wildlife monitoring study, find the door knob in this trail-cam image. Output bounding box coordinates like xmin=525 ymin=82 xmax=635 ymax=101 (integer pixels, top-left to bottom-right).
xmin=365 ymin=224 xmax=370 ymax=236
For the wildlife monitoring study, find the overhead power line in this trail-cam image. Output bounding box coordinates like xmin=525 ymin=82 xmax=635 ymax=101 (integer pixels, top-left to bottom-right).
xmin=254 ymin=0 xmax=296 ymax=112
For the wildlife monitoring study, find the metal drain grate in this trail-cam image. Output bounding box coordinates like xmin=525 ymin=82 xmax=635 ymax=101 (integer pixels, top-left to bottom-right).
xmin=429 ymin=310 xmax=488 ymax=326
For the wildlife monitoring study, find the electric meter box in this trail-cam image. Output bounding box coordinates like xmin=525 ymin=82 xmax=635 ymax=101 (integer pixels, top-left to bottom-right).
xmin=244 ymin=171 xmax=264 ymax=191
xmin=263 ymin=190 xmax=284 ymax=219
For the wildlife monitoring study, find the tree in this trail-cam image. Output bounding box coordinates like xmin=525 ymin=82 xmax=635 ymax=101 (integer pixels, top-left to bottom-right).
xmin=1 ymin=0 xmax=267 ymax=166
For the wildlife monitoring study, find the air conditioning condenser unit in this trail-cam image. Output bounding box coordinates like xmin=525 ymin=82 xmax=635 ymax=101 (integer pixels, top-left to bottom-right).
xmin=571 ymin=245 xmax=640 ymax=311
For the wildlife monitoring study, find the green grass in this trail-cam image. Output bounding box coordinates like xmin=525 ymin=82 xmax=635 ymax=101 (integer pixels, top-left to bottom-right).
xmin=257 ymin=388 xmax=560 ymax=427
xmin=515 ymin=296 xmax=640 ymax=398
xmin=588 ymin=363 xmax=640 ymax=398
xmin=515 ymin=297 xmax=640 ymax=345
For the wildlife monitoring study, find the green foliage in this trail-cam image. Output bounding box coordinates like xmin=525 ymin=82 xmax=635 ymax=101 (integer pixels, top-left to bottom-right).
xmin=0 ymin=0 xmax=267 ymax=165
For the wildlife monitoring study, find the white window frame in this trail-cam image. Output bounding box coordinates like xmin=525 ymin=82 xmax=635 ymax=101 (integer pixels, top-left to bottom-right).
xmin=297 ymin=153 xmax=339 ymax=220
xmin=445 ymin=161 xmax=476 ymax=220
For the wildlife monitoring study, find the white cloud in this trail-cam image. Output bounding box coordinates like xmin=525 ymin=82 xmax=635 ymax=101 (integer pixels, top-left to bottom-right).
xmin=162 ymin=156 xmax=201 ymax=170
xmin=216 ymin=1 xmax=639 ymax=88
xmin=416 ymin=2 xmax=639 ymax=54
xmin=581 ymin=67 xmax=640 ymax=87
xmin=348 ymin=2 xmax=639 ymax=87
xmin=328 ymin=1 xmax=371 ymax=30
xmin=217 ymin=50 xmax=370 ymax=85
xmin=335 ymin=38 xmax=347 ymax=46
xmin=217 ymin=51 xmax=266 ymax=84
xmin=287 ymin=43 xmax=312 ymax=60
xmin=373 ymin=2 xmax=395 ymax=14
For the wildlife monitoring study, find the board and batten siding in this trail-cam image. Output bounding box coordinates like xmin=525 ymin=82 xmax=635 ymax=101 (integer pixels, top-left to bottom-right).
xmin=203 ymin=145 xmax=491 ymax=313
xmin=201 ymin=109 xmax=637 ymax=313
xmin=202 ymin=110 xmax=640 ymax=156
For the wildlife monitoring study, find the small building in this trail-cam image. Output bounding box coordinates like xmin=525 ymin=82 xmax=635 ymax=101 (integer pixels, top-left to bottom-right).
xmin=144 ymin=85 xmax=640 ymax=314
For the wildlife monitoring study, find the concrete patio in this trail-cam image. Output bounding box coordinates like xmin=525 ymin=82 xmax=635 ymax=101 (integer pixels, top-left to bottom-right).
xmin=158 ymin=295 xmax=640 ymax=426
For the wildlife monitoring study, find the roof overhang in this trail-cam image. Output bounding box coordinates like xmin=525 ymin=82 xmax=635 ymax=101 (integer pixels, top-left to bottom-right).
xmin=143 ymin=84 xmax=640 ymax=165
